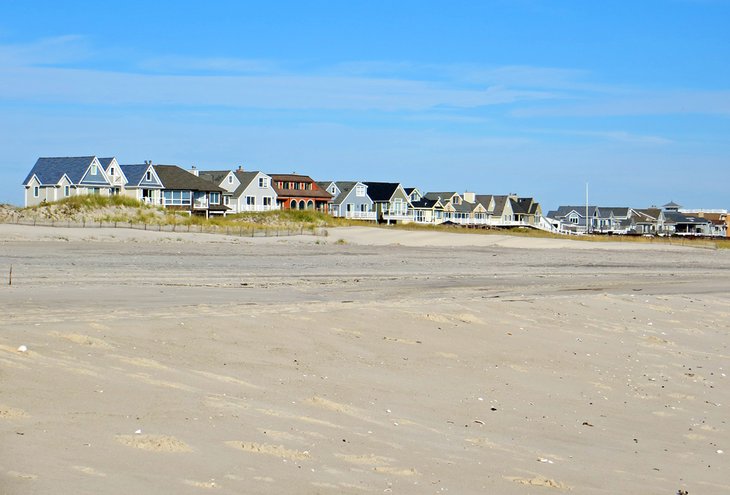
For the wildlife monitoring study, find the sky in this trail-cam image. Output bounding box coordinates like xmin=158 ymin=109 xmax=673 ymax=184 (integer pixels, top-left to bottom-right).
xmin=1 ymin=0 xmax=729 ymax=210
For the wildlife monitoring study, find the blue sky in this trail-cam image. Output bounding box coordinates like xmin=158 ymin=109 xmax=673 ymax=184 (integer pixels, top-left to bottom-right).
xmin=1 ymin=0 xmax=728 ymax=210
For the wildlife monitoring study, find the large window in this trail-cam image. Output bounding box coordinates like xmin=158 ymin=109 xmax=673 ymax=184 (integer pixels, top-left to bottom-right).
xmin=259 ymin=177 xmax=269 ymax=188
xmin=263 ymin=197 xmax=272 ymax=207
xmin=163 ymin=190 xmax=192 ymax=205
xmin=210 ymin=192 xmax=220 ymax=205
xmin=246 ymin=196 xmax=255 ymax=206
xmin=355 ymin=184 xmax=365 ymax=197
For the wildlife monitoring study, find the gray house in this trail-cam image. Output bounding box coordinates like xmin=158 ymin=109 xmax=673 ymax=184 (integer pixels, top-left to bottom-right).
xmin=119 ymin=162 xmax=164 ymax=205
xmin=23 ymin=156 xmax=112 ymax=207
xmin=322 ymin=181 xmax=376 ymax=221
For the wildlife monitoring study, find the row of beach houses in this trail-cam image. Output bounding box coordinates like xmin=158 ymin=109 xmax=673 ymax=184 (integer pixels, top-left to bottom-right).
xmin=21 ymin=155 xmax=729 ymax=237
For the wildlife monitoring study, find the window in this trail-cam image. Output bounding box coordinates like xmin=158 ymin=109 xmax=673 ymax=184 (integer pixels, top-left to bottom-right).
xmin=329 ymin=186 xmax=337 ymax=194
xmin=224 ymin=196 xmax=230 ymax=205
xmin=258 ymin=177 xmax=269 ymax=188
xmin=109 ymin=167 xmax=115 ymax=176
xmin=145 ymin=170 xmax=152 ymax=181
xmin=163 ymin=190 xmax=192 ymax=205
xmin=346 ymin=203 xmax=353 ymax=212
xmin=228 ymin=175 xmax=233 ymax=184
xmin=210 ymin=192 xmax=220 ymax=205
xmin=355 ymin=185 xmax=365 ymax=197
xmin=246 ymin=196 xmax=255 ymax=206
xmin=64 ymin=186 xmax=70 ymax=197
xmin=33 ymin=186 xmax=39 ymax=197
xmin=263 ymin=197 xmax=272 ymax=206
xmin=569 ymin=214 xmax=579 ymax=224
xmin=90 ymin=164 xmax=98 ymax=175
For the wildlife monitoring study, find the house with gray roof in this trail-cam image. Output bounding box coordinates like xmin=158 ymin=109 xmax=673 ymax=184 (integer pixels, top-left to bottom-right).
xmin=230 ymin=169 xmax=278 ymax=213
xmin=98 ymin=157 xmax=126 ymax=195
xmin=363 ymin=182 xmax=411 ymax=224
xmin=154 ymin=165 xmax=228 ymax=217
xmin=323 ymin=181 xmax=376 ymax=221
xmin=119 ymin=161 xmax=164 ymax=205
xmin=23 ymin=156 xmax=113 ymax=207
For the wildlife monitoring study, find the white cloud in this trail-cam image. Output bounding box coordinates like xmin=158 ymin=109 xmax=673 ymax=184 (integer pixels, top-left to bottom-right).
xmin=0 ymin=35 xmax=91 ymax=66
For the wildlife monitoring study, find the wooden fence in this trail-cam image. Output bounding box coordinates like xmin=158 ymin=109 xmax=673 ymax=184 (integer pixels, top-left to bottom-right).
xmin=2 ymin=218 xmax=329 ymax=238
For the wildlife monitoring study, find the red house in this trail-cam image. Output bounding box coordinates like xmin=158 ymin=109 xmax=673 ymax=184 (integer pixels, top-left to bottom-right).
xmin=270 ymin=174 xmax=332 ymax=212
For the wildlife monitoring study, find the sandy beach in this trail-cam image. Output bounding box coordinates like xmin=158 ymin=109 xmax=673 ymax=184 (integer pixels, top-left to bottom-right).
xmin=1 ymin=224 xmax=729 ymax=494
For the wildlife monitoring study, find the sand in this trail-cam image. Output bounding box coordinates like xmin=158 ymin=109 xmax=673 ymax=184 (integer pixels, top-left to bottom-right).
xmin=1 ymin=223 xmax=729 ymax=494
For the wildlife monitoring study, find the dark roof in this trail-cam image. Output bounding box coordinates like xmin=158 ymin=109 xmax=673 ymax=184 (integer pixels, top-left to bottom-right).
xmin=664 ymin=211 xmax=710 ymax=224
xmin=331 ymin=181 xmax=359 ymax=204
xmin=474 ymin=195 xmax=495 ymax=212
xmin=98 ymin=157 xmax=116 ymax=168
xmin=663 ymin=201 xmax=682 ymax=209
xmin=154 ymin=165 xmax=224 ymax=192
xmin=599 ymin=207 xmax=631 ymax=217
xmin=363 ymin=182 xmax=401 ymax=202
xmin=231 ymin=170 xmax=261 ymax=197
xmin=491 ymin=196 xmax=512 ymax=216
xmin=424 ymin=192 xmax=457 ymax=202
xmin=120 ymin=164 xmax=153 ymax=186
xmin=410 ymin=197 xmax=442 ymax=209
xmin=198 ymin=170 xmax=231 ymax=185
xmin=23 ymin=156 xmax=102 ymax=185
xmin=550 ymin=205 xmax=600 ymax=219
xmin=270 ymin=174 xmax=332 ymax=199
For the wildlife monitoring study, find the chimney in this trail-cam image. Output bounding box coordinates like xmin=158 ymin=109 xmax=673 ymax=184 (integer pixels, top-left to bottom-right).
xmin=237 ymin=165 xmax=243 ymax=172
xmin=463 ymin=191 xmax=475 ymax=203
xmin=189 ymin=165 xmax=199 ymax=177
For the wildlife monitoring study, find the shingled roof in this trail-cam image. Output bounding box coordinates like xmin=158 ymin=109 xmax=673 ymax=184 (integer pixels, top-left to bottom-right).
xmin=154 ymin=165 xmax=224 ymax=192
xmin=364 ymin=182 xmax=401 ymax=202
xmin=23 ymin=156 xmax=106 ymax=186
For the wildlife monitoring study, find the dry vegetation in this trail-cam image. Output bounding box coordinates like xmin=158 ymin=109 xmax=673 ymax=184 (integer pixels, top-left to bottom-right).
xmin=1 ymin=197 xmax=727 ymax=248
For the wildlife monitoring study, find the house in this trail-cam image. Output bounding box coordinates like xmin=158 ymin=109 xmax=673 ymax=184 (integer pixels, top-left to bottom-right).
xmin=99 ymin=157 xmax=125 ymax=195
xmin=546 ymin=206 xmax=602 ymax=233
xmin=363 ymin=182 xmax=411 ymax=224
xmin=659 ymin=202 xmax=712 ymax=236
xmin=198 ymin=169 xmax=240 ymax=210
xmin=270 ymin=174 xmax=332 ymax=211
xmin=404 ymin=187 xmax=423 ymax=203
xmin=231 ymin=170 xmax=278 ymax=213
xmin=410 ymin=196 xmax=445 ymax=224
xmin=632 ymin=208 xmax=664 ymax=235
xmin=509 ymin=196 xmax=542 ymax=226
xmin=679 ymin=209 xmax=728 ymax=237
xmin=23 ymin=156 xmax=112 ymax=207
xmin=119 ymin=161 xmax=164 ymax=205
xmin=154 ymin=165 xmax=228 ymax=217
xmin=323 ymin=181 xmax=376 ymax=221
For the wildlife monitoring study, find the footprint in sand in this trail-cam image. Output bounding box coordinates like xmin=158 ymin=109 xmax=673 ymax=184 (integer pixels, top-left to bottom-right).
xmin=0 ymin=406 xmax=29 ymax=419
xmin=506 ymin=476 xmax=568 ymax=489
xmin=116 ymin=434 xmax=192 ymax=452
xmin=72 ymin=465 xmax=106 ymax=477
xmin=224 ymin=441 xmax=311 ymax=461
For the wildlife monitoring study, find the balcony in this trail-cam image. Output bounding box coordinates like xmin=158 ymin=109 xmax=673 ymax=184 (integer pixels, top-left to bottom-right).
xmin=239 ymin=205 xmax=279 ymax=212
xmin=332 ymin=210 xmax=377 ymax=221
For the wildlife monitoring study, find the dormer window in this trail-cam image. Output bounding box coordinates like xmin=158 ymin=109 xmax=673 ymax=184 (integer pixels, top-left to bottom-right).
xmin=228 ymin=175 xmax=233 ymax=184
xmin=90 ymin=164 xmax=98 ymax=175
xmin=259 ymin=177 xmax=269 ymax=188
xmin=355 ymin=185 xmax=365 ymax=197
xmin=109 ymin=167 xmax=115 ymax=176
xmin=146 ymin=170 xmax=152 ymax=181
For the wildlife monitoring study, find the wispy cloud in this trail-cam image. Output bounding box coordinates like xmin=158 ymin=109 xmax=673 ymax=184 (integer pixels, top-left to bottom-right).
xmin=526 ymin=128 xmax=673 ymax=145
xmin=0 ymin=35 xmax=91 ymax=66
xmin=138 ymin=56 xmax=280 ymax=74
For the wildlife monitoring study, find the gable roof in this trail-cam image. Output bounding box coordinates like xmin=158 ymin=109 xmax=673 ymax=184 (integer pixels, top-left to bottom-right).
xmin=330 ymin=181 xmax=360 ymax=204
xmin=98 ymin=157 xmax=116 ymax=169
xmin=154 ymin=165 xmax=224 ymax=192
xmin=270 ymin=173 xmax=332 ymax=199
xmin=424 ymin=192 xmax=458 ymax=202
xmin=231 ymin=170 xmax=262 ymax=197
xmin=363 ymin=182 xmax=402 ymax=202
xmin=410 ymin=197 xmax=443 ymax=209
xmin=23 ymin=156 xmax=103 ymax=185
xmin=120 ymin=163 xmax=160 ymax=187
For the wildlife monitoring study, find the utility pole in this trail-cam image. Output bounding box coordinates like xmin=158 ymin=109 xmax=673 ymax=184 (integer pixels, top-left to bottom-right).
xmin=585 ymin=182 xmax=589 ymax=234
